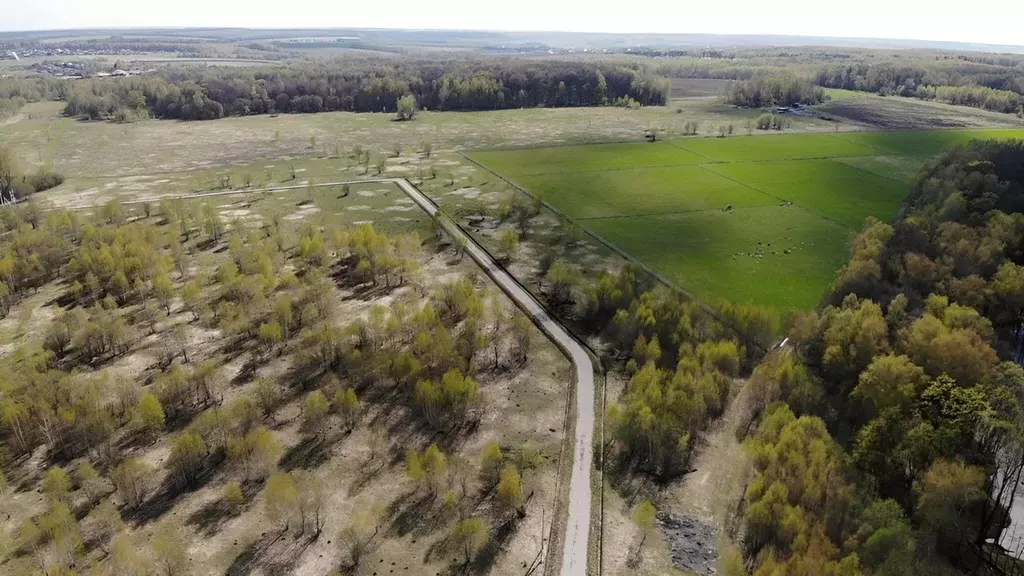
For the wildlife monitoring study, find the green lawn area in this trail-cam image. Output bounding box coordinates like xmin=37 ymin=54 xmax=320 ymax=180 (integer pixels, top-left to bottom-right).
xmin=706 ymin=159 xmax=910 ymax=228
xmin=832 ymin=155 xmax=931 ymax=183
xmin=470 ymin=141 xmax=703 ymax=176
xmin=514 ymin=165 xmax=771 ymax=220
xmin=671 ymin=133 xmax=878 ymax=162
xmin=588 ymin=206 xmax=852 ymax=310
xmin=834 ymin=129 xmax=1024 ymax=156
xmin=468 ymin=128 xmax=1024 ymax=312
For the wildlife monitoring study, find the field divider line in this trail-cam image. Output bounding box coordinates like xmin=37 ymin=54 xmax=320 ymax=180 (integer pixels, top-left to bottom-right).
xmin=696 ymin=164 xmax=857 ymax=232
xmin=828 ymin=156 xmax=912 ymax=184
xmin=576 ymin=203 xmax=780 ymax=222
xmin=493 ymin=160 xmax=710 ymax=179
xmin=663 ymin=139 xmax=717 ymax=161
xmin=826 ymin=131 xmax=891 ymax=154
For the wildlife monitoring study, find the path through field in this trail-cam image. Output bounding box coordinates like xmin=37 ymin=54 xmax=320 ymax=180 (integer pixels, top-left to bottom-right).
xmin=390 ymin=178 xmax=596 ymax=576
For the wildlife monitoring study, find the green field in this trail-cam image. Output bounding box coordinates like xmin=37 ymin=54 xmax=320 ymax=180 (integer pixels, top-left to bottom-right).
xmin=470 ymin=129 xmax=1024 ymax=311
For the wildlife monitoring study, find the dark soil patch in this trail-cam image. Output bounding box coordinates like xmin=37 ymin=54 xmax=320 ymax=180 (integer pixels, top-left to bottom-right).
xmin=815 ymin=97 xmax=1022 ymax=130
xmin=658 ymin=512 xmax=718 ymax=575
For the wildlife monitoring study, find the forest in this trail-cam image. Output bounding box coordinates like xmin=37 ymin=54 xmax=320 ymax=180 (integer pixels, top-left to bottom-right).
xmin=737 ymin=139 xmax=1024 ymax=574
xmin=646 ymin=49 xmax=1024 ymax=115
xmin=57 ymin=58 xmax=671 ymax=121
xmin=723 ymin=72 xmax=826 ymax=107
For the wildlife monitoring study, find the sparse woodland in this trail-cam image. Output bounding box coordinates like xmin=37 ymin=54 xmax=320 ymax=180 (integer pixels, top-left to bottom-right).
xmin=0 ymin=188 xmax=569 ymax=574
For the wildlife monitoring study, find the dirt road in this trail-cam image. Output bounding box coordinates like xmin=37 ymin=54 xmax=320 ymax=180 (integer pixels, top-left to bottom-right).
xmin=388 ymin=178 xmax=595 ymax=576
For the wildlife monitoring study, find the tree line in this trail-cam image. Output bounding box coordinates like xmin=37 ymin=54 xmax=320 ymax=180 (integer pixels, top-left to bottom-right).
xmin=736 ymin=139 xmax=1024 ymax=574
xmin=57 ymin=58 xmax=670 ymax=121
xmin=0 ymin=145 xmax=64 ymax=205
xmin=724 ymin=72 xmax=826 ymax=107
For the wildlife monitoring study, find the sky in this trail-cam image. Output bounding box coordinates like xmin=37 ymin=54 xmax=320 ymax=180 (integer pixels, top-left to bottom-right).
xmin=4 ymin=0 xmax=1024 ymax=47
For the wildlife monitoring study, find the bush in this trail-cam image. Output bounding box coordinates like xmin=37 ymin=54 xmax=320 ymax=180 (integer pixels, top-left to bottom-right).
xmin=756 ymin=113 xmax=785 ymax=131
xmin=26 ymin=170 xmax=64 ymax=193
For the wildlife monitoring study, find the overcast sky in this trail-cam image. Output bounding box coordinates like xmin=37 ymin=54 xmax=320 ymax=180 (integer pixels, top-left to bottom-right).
xmin=5 ymin=0 xmax=1024 ymax=47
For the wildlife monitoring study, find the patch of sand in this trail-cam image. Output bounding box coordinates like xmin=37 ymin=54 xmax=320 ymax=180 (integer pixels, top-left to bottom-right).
xmin=448 ymin=187 xmax=482 ymax=198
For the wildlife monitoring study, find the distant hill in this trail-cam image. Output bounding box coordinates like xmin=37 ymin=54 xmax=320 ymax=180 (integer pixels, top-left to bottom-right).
xmin=1 ymin=27 xmax=1022 ymax=55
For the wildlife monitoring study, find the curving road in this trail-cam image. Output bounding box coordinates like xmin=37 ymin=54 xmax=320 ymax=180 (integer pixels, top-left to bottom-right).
xmin=63 ymin=178 xmax=597 ymax=575
xmin=388 ymin=178 xmax=595 ymax=576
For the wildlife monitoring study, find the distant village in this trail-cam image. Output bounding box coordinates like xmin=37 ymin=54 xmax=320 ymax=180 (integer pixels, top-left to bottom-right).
xmin=2 ymin=49 xmax=156 ymax=78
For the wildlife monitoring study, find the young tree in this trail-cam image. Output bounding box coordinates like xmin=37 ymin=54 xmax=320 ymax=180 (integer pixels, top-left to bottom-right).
xmin=303 ymin=390 xmax=330 ymax=439
xmin=181 ymin=281 xmax=202 ymax=321
xmin=480 ymin=440 xmax=504 ymax=486
xmin=265 ymin=471 xmax=299 ymax=530
xmin=227 ymin=426 xmax=281 ymax=480
xmin=396 ymin=94 xmax=417 ymax=121
xmin=153 ymin=273 xmax=174 ymax=315
xmin=510 ymin=314 xmax=531 ymax=364
xmin=297 ymin=471 xmax=327 ymax=536
xmin=75 ymin=461 xmax=104 ymax=502
xmin=39 ymin=502 xmax=83 ymax=567
xmin=423 ymin=443 xmax=448 ymax=497
xmin=257 ymin=320 xmax=284 ymax=356
xmin=113 ymin=458 xmax=150 ymax=510
xmin=135 ymin=392 xmax=166 ymax=438
xmin=497 ymin=465 xmax=525 ymax=515
xmin=339 ymin=502 xmax=381 ymax=568
xmin=167 ymin=432 xmax=207 ymax=489
xmin=89 ymin=500 xmax=123 ymax=552
xmin=253 ymin=377 xmax=281 ymax=421
xmin=497 ymin=229 xmax=520 ymax=262
xmin=152 ymin=528 xmax=188 ymax=576
xmin=451 ymin=517 xmax=488 ymax=564
xmin=43 ymin=466 xmax=72 ymax=505
xmin=229 ymin=395 xmax=260 ymax=433
xmin=111 ymin=532 xmax=144 ymax=575
xmin=334 ymin=387 xmax=359 ymax=432
xmin=224 ymin=481 xmax=245 ymax=511
xmin=420 ymin=140 xmax=432 ymax=158
xmin=406 ymin=449 xmax=425 ymax=490
xmin=172 ymin=323 xmax=190 ymax=363
xmin=633 ymin=499 xmax=657 ymax=558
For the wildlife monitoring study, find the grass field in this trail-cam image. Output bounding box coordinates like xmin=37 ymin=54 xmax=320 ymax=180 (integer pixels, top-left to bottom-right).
xmin=469 ymin=128 xmax=1024 ymax=311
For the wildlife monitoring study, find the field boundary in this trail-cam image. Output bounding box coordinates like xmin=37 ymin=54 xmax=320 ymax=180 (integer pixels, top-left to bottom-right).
xmin=461 ymin=125 xmax=1024 ymax=156
xmin=459 ymin=151 xmax=770 ymax=354
xmin=697 ymin=164 xmax=857 ymax=231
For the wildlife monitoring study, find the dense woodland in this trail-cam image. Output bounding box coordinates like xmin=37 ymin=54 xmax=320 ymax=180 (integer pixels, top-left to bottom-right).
xmin=738 ymin=139 xmax=1024 ymax=574
xmin=724 ymin=72 xmax=826 ymax=107
xmin=55 ymin=59 xmax=671 ymax=121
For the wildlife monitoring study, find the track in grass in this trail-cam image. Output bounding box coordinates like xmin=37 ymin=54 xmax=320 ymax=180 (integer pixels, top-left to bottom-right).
xmin=515 ymin=165 xmax=772 ymax=220
xmin=705 ymin=159 xmax=909 ymax=229
xmin=469 ymin=128 xmax=1024 ymax=312
xmin=588 ymin=206 xmax=851 ymax=311
xmin=470 ymin=141 xmax=703 ymax=177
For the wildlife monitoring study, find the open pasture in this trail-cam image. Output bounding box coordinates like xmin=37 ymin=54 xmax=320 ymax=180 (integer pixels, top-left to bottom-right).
xmin=470 ymin=128 xmax=1024 ymax=311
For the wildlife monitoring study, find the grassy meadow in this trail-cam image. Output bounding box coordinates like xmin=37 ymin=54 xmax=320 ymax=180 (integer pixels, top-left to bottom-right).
xmin=469 ymin=128 xmax=1024 ymax=311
